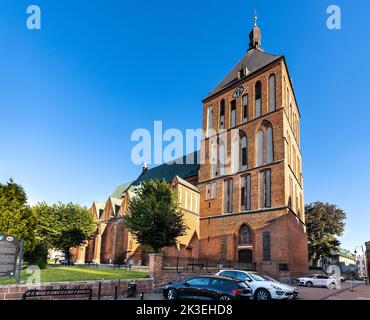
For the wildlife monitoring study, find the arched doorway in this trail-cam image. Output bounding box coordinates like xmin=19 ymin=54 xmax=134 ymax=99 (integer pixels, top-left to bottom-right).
xmin=238 ymin=249 xmax=253 ymax=263
xmin=237 ymin=224 xmax=254 ymax=263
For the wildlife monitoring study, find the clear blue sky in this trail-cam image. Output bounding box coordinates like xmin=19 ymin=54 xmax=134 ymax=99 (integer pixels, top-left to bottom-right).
xmin=0 ymin=0 xmax=369 ymax=252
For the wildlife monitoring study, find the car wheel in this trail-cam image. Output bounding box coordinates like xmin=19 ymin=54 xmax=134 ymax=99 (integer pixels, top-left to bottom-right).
xmin=218 ymin=295 xmax=232 ymax=301
xmin=254 ymin=289 xmax=271 ymax=301
xmin=167 ymin=288 xmax=178 ymax=300
xmin=305 ymin=281 xmax=313 ymax=287
xmin=328 ymin=282 xmax=336 ymax=289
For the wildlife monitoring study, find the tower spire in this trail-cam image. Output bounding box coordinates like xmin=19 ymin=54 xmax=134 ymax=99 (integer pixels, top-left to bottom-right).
xmin=248 ymin=10 xmax=263 ymax=52
xmin=254 ymin=9 xmax=258 ymax=27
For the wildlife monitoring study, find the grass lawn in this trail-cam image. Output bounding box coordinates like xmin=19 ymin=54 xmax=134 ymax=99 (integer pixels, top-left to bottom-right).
xmin=0 ymin=265 xmax=149 ymax=285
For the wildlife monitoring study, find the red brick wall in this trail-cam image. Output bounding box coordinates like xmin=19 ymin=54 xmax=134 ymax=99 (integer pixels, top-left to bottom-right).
xmin=0 ymin=278 xmax=153 ymax=300
xmin=153 ymin=271 xmax=211 ymax=287
xmin=199 ymin=209 xmax=288 ymax=260
xmin=287 ymin=212 xmax=309 ymax=275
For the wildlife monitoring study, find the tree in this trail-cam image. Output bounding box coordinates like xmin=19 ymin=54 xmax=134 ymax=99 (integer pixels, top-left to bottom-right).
xmin=33 ymin=202 xmax=96 ymax=260
xmin=0 ymin=179 xmax=37 ymax=257
xmin=305 ymin=202 xmax=346 ymax=266
xmin=125 ymin=180 xmax=187 ymax=253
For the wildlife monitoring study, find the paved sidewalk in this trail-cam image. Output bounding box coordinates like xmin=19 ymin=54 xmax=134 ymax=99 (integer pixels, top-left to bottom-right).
xmin=326 ymin=284 xmax=370 ymax=300
xmin=97 ymin=282 xmax=370 ymax=301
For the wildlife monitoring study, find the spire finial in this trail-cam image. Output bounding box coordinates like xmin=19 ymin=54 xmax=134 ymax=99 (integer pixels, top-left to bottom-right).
xmin=254 ymin=9 xmax=258 ymax=27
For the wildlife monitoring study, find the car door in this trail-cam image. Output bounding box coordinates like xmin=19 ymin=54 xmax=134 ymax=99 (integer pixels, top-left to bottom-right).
xmin=310 ymin=275 xmax=319 ymax=286
xmin=207 ymin=278 xmax=228 ymax=300
xmin=181 ymin=277 xmax=211 ymax=300
xmin=321 ymin=275 xmax=333 ymax=287
xmin=315 ymin=275 xmax=327 ymax=287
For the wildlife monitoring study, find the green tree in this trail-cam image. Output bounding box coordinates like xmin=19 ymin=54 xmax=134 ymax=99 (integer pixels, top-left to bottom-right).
xmin=305 ymin=201 xmax=346 ymax=265
xmin=125 ymin=180 xmax=187 ymax=253
xmin=33 ymin=202 xmax=96 ymax=260
xmin=0 ymin=179 xmax=37 ymax=257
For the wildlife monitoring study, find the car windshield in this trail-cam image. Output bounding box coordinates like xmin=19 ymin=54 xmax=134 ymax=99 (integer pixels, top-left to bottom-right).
xmin=249 ymin=273 xmax=268 ymax=281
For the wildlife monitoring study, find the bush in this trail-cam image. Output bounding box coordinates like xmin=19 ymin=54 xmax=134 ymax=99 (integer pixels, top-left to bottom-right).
xmin=24 ymin=242 xmax=48 ymax=269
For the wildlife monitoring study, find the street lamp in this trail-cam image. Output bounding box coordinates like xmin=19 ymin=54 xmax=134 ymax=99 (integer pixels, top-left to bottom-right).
xmin=355 ymin=245 xmax=368 ymax=285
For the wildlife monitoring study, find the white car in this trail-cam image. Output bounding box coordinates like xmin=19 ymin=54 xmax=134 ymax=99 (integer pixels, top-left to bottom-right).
xmin=216 ymin=270 xmax=296 ymax=300
xmin=297 ymin=274 xmax=337 ymax=288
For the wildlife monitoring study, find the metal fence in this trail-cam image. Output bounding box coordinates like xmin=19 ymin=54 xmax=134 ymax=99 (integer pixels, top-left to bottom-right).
xmin=162 ymin=256 xmax=256 ymax=273
xmin=22 ymin=285 xmax=93 ymax=300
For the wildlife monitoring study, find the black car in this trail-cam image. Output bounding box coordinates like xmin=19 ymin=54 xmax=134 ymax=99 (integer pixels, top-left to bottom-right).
xmin=163 ymin=275 xmax=253 ymax=301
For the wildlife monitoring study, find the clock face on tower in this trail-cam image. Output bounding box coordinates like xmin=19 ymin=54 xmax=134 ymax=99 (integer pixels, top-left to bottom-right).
xmin=233 ymin=86 xmax=245 ymax=98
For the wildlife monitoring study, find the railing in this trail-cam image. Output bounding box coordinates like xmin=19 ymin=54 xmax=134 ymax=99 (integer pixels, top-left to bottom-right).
xmin=22 ymin=285 xmax=93 ymax=300
xmin=162 ymin=256 xmax=256 ymax=273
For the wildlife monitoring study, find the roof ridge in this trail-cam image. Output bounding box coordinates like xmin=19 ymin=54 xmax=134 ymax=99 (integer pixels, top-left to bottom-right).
xmin=205 ymin=49 xmax=283 ymax=100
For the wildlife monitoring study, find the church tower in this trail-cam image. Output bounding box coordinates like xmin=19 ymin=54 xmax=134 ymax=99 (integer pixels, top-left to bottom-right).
xmin=198 ymin=15 xmax=308 ymax=276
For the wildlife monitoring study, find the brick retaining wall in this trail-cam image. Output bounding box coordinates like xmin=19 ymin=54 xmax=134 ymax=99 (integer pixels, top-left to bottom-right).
xmin=0 ymin=278 xmax=154 ymax=300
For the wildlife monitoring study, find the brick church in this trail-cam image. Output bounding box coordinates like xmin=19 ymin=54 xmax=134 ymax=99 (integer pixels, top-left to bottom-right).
xmin=72 ymin=16 xmax=309 ymax=277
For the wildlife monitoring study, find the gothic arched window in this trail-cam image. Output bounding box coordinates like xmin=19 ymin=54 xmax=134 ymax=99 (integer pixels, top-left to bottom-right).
xmin=238 ymin=225 xmax=253 ymax=246
xmin=211 ymin=141 xmax=218 ymax=178
xmin=220 ymin=100 xmax=225 ymax=130
xmin=241 ymin=135 xmax=248 ymax=170
xmin=257 ymin=123 xmax=274 ymax=167
xmin=230 ymin=100 xmax=236 ymax=128
xmin=219 ymin=140 xmax=226 ymax=176
xmin=269 ymin=74 xmax=276 ymax=112
xmin=207 ymin=106 xmax=213 ymax=137
xmin=257 ymin=129 xmax=264 ymax=166
xmin=266 ymin=126 xmax=274 ymax=164
xmin=242 ymin=95 xmax=248 ymax=123
xmin=255 ymin=81 xmax=262 ymax=118
xmin=231 ymin=136 xmax=239 ymax=174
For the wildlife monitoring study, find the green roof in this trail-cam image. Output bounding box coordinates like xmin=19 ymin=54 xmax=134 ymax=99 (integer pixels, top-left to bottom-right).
xmin=110 ymin=152 xmax=200 ymax=198
xmin=111 ymin=182 xmax=133 ymax=199
xmin=129 ymin=152 xmax=199 ymax=189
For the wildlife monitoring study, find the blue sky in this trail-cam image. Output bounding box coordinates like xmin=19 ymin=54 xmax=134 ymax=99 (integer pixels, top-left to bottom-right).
xmin=0 ymin=0 xmax=369 ymax=252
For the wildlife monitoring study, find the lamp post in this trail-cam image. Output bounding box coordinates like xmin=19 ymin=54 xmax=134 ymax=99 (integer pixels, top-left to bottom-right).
xmin=355 ymin=245 xmax=368 ymax=285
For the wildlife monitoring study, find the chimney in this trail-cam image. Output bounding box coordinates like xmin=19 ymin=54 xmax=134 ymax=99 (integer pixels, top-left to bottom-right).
xmin=142 ymin=162 xmax=148 ymax=174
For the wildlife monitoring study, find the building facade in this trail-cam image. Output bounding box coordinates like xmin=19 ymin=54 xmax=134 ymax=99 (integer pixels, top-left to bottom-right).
xmin=72 ymin=16 xmax=309 ymax=277
xmin=356 ymin=254 xmax=367 ymax=279
xmin=72 ymin=156 xmax=201 ymax=266
xmin=197 ymin=17 xmax=308 ymax=276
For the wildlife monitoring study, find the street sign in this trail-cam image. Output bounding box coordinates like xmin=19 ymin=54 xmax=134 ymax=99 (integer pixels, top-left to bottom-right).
xmin=0 ymin=234 xmax=19 ymax=277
